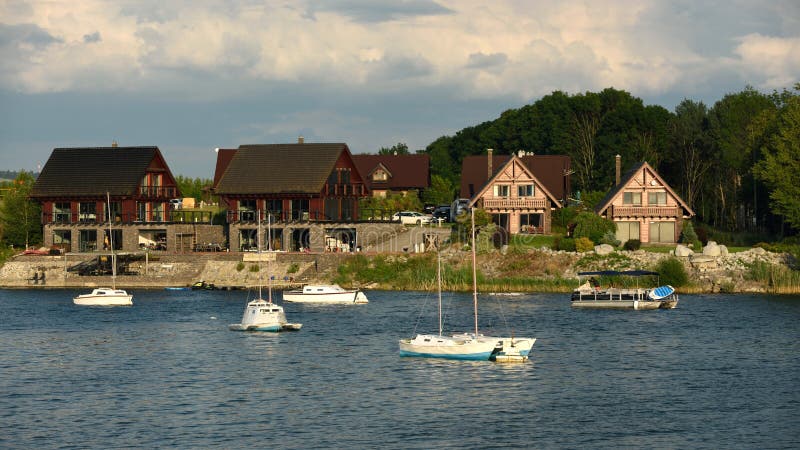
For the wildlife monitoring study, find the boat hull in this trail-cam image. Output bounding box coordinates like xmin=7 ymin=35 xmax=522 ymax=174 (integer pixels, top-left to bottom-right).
xmin=73 ymin=288 xmax=132 ymax=306
xmin=230 ymin=299 xmax=301 ymax=332
xmin=571 ymin=299 xmax=664 ymax=310
xmin=399 ymin=335 xmax=500 ymax=360
xmin=282 ymin=289 xmax=368 ymax=304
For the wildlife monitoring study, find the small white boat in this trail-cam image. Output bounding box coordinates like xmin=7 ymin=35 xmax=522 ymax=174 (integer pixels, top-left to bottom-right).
xmin=74 ymin=193 xmax=133 ymax=307
xmin=229 ymin=212 xmax=301 ymax=332
xmin=228 ymin=298 xmax=301 ymax=332
xmin=282 ymin=284 xmax=368 ymax=304
xmin=73 ymin=288 xmax=132 ymax=306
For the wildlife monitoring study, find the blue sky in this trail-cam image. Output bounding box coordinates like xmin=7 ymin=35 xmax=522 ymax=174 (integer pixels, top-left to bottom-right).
xmin=1 ymin=0 xmax=798 ymax=178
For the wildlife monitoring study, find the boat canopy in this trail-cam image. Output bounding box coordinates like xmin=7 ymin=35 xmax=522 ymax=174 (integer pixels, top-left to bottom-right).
xmin=577 ymin=270 xmax=659 ymax=277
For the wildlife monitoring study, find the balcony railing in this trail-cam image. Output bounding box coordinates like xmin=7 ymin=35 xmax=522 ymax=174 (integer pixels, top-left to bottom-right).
xmin=483 ymin=197 xmax=548 ymax=209
xmin=42 ymin=210 xmax=216 ymax=225
xmin=611 ymin=205 xmax=681 ymax=218
xmin=227 ymin=209 xmax=335 ymax=223
xmin=138 ymin=186 xmax=179 ymax=198
xmin=323 ymin=183 xmax=366 ymax=197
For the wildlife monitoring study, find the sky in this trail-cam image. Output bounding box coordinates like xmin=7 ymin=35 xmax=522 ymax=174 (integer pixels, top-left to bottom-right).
xmin=0 ymin=0 xmax=798 ymax=178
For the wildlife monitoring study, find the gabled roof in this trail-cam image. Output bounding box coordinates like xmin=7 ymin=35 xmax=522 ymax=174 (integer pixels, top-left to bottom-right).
xmin=595 ymin=161 xmax=695 ymax=216
xmin=212 ymin=148 xmax=238 ymax=189
xmin=467 ymin=155 xmax=562 ymax=208
xmin=351 ymin=154 xmax=430 ymax=191
xmin=30 ymin=146 xmax=173 ymax=198
xmin=460 ymin=154 xmax=571 ymax=202
xmin=214 ymin=143 xmax=355 ymax=195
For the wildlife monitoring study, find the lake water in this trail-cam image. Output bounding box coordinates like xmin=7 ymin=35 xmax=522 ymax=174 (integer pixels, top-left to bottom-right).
xmin=1 ymin=289 xmax=798 ymax=449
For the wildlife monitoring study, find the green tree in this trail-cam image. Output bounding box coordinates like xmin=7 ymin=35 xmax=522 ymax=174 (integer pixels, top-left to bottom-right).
xmin=707 ymin=87 xmax=775 ymax=230
xmin=754 ymin=94 xmax=800 ymax=229
xmin=422 ymin=174 xmax=455 ymax=206
xmin=378 ymin=143 xmax=410 ymax=155
xmin=0 ymin=172 xmax=42 ymax=248
xmin=667 ymin=100 xmax=712 ymax=213
xmin=572 ymin=211 xmax=616 ymax=243
xmin=175 ymin=175 xmax=212 ymax=202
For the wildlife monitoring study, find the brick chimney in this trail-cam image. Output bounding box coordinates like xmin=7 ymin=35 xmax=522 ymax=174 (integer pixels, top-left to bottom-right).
xmin=487 ymin=148 xmax=493 ymax=179
xmin=298 ymin=136 xmax=304 ymax=144
xmin=615 ymin=154 xmax=621 ymax=186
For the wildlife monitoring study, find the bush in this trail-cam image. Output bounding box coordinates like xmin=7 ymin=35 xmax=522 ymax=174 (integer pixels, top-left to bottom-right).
xmin=680 ymin=220 xmax=698 ymax=244
xmin=623 ymin=239 xmax=641 ymax=251
xmin=236 ymin=261 xmax=245 ymax=272
xmin=574 ymin=237 xmax=594 ymax=252
xmin=287 ymin=263 xmax=299 ymax=274
xmin=572 ymin=212 xmax=617 ymax=243
xmin=599 ymin=231 xmax=621 ymax=247
xmin=554 ymin=237 xmax=576 ymax=252
xmin=249 ymin=264 xmax=260 ymax=272
xmin=655 ymin=257 xmax=688 ymax=287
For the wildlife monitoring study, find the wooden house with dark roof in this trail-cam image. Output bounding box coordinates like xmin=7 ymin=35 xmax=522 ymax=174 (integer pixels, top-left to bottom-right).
xmin=212 ymin=142 xmax=370 ymax=252
xmin=351 ymin=154 xmax=430 ymax=197
xmin=460 ymin=150 xmax=571 ymax=234
xmin=595 ymin=158 xmax=694 ymax=244
xmin=30 ymin=146 xmax=221 ymax=253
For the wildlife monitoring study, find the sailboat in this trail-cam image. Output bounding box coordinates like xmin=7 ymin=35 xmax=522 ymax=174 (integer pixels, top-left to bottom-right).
xmin=399 ymin=208 xmax=535 ymax=361
xmin=73 ymin=193 xmax=133 ymax=306
xmin=229 ymin=211 xmax=301 ymax=332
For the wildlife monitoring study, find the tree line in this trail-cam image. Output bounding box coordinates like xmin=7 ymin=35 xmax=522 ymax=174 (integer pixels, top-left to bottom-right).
xmin=422 ymin=84 xmax=800 ymax=237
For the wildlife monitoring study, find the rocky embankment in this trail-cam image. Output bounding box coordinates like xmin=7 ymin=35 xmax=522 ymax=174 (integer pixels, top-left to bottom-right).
xmin=0 ymin=240 xmax=794 ymax=293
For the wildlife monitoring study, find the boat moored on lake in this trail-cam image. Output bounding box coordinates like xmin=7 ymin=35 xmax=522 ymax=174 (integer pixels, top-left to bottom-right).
xmin=571 ymin=270 xmax=678 ymax=310
xmin=282 ymin=284 xmax=368 ymax=304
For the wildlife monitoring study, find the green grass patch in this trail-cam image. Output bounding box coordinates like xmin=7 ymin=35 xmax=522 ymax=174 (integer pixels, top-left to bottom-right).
xmin=509 ymin=234 xmax=557 ymax=250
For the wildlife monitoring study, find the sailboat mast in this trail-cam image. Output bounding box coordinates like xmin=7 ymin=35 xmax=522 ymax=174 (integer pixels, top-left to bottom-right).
xmin=471 ymin=207 xmax=478 ymax=337
xmin=267 ymin=212 xmax=273 ymax=304
xmin=257 ymin=210 xmax=263 ymax=300
xmin=437 ymin=247 xmax=443 ymax=336
xmin=107 ymin=192 xmax=116 ymax=289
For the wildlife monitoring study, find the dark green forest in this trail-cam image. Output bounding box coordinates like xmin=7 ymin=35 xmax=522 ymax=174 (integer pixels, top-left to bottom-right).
xmin=422 ymin=84 xmax=800 ymax=237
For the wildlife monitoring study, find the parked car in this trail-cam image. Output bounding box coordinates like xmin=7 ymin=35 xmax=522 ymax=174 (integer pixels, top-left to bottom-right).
xmin=392 ymin=211 xmax=434 ymax=225
xmin=432 ymin=205 xmax=451 ymax=221
xmin=169 ymin=198 xmax=183 ymax=209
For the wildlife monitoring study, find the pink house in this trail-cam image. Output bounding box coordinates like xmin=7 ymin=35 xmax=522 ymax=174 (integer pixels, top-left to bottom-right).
xmin=596 ymin=159 xmax=694 ymax=243
xmin=468 ymin=153 xmax=563 ymax=234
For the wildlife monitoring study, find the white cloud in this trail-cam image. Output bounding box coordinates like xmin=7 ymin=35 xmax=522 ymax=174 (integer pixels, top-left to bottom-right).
xmin=0 ymin=1 xmax=797 ymax=108
xmin=734 ymin=33 xmax=800 ymax=89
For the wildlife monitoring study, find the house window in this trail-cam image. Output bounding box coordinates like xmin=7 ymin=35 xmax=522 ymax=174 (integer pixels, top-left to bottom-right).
xmin=54 ymin=202 xmax=71 ymax=223
xmin=328 ymin=170 xmax=339 ymax=185
xmin=623 ymin=192 xmax=642 ymax=205
xmin=493 ymin=185 xmax=510 ymax=197
xmin=520 ymin=213 xmax=542 ymax=232
xmin=107 ymin=202 xmax=122 ymax=222
xmin=373 ymin=170 xmax=388 ymax=182
xmin=648 ymin=191 xmax=667 ymax=205
xmin=239 ymin=199 xmax=256 ymax=222
xmin=137 ymin=202 xmax=146 ymax=221
xmin=518 ymin=185 xmax=534 ymax=197
xmin=79 ymin=202 xmax=97 ymax=223
xmin=615 ymin=221 xmax=640 ymax=243
xmin=152 ymin=203 xmax=164 ymax=222
xmin=341 ymin=169 xmax=351 ymax=184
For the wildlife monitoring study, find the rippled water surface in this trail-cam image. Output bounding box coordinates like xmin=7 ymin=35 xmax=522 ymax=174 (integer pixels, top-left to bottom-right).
xmin=1 ymin=289 xmax=799 ymax=449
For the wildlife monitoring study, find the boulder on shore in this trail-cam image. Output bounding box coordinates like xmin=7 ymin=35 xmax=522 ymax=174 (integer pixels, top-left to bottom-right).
xmin=703 ymin=241 xmax=721 ymax=257
xmin=675 ymin=244 xmax=694 ymax=257
xmin=594 ymin=244 xmax=615 ymax=255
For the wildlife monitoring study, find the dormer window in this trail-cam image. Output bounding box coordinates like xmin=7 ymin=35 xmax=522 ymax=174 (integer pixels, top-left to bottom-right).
xmin=373 ymin=169 xmax=388 ymax=182
xmin=493 ymin=185 xmax=510 ymax=197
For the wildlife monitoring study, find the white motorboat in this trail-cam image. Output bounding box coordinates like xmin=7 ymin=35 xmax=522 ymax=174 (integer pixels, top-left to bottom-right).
xmin=229 ymin=212 xmax=301 ymax=332
xmin=73 ymin=288 xmax=132 ymax=306
xmin=74 ymin=193 xmax=133 ymax=306
xmin=399 ymin=209 xmax=535 ymax=362
xmin=282 ymin=284 xmax=368 ymax=304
